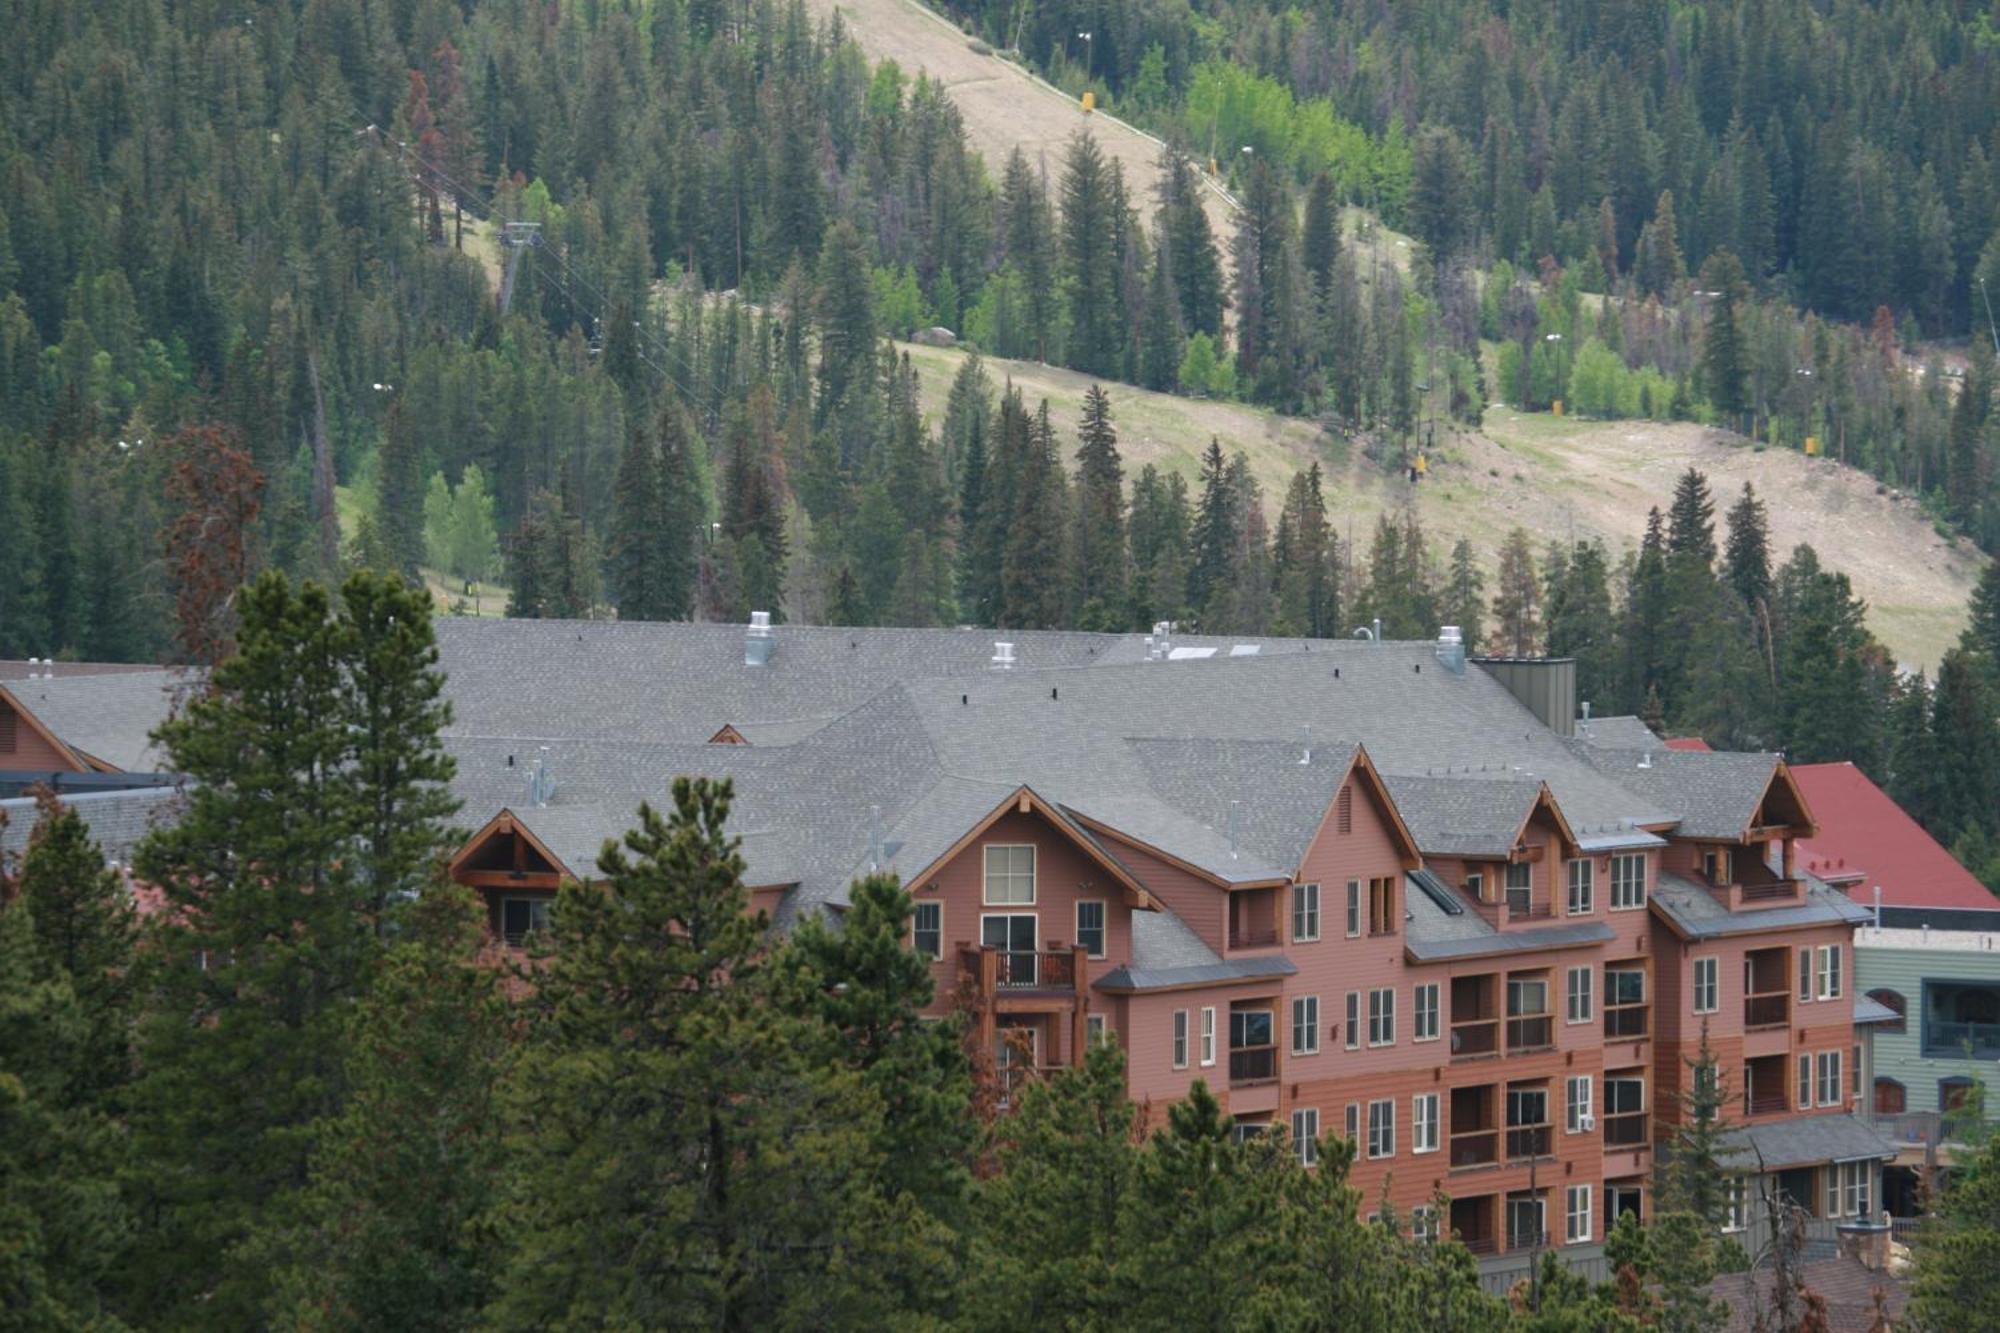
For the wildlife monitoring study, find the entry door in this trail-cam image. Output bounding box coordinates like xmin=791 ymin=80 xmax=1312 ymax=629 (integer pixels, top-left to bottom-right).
xmin=983 ymin=913 xmax=1038 ymax=985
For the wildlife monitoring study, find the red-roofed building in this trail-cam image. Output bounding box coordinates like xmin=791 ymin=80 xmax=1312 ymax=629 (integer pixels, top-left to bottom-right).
xmin=1791 ymin=762 xmax=1995 ymax=911
xmin=1663 ymin=736 xmax=1712 ymax=752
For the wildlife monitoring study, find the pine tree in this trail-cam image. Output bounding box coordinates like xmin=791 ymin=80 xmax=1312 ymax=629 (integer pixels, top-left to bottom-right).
xmin=1698 ymin=250 xmax=1750 ymax=425
xmin=377 ymin=402 xmax=426 ymax=577
xmin=1909 ymin=1125 xmax=2000 ymax=1330
xmin=1622 ymin=509 xmax=1673 ymax=715
xmin=1667 ymin=467 xmax=1718 ymax=570
xmin=1301 ymin=171 xmax=1342 ymax=293
xmin=506 ymin=489 xmax=599 ymax=620
xmin=1723 ymin=481 xmax=1772 ymax=616
xmin=1545 ymin=540 xmax=1618 ymax=716
xmin=1490 ymin=528 xmax=1541 ymax=656
xmin=1963 ymin=560 xmax=2000 ymax=676
xmin=269 ymin=885 xmax=511 ymax=1330
xmin=125 ymin=570 xmax=460 ymax=1327
xmin=488 ymin=780 xmax=926 ymax=1328
xmin=1440 ymin=537 xmax=1486 ymax=653
xmin=1129 ymin=464 xmax=1190 ymax=629
xmin=1634 ymin=189 xmax=1686 ymax=297
xmin=1061 ymin=134 xmax=1125 ymax=378
xmin=1071 ymin=385 xmax=1128 ymax=630
xmin=1187 ymin=439 xmax=1236 ymax=620
xmin=1274 ymin=466 xmax=1339 ymax=638
xmin=1932 ymin=649 xmax=2000 ymax=844
xmin=1946 ymin=335 xmax=1994 ymax=529
xmin=16 ymin=795 xmax=136 ymax=1108
xmin=1138 ymin=242 xmax=1184 ymax=393
xmin=1001 ymin=150 xmax=1061 ymax=363
xmin=1159 ymin=145 xmax=1224 ymax=340
xmin=1885 ymin=669 xmax=1940 ymax=829
xmin=815 ymin=219 xmax=878 ymax=466
xmin=1000 ymin=400 xmax=1071 ymax=628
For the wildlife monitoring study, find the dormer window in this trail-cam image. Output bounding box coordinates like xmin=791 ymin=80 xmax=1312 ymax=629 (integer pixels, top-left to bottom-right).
xmin=1504 ymin=863 xmax=1532 ymax=916
xmin=1702 ymin=847 xmax=1733 ymax=886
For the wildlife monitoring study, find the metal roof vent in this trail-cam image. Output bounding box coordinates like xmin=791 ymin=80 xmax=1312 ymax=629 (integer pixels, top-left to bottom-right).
xmin=744 ymin=610 xmax=774 ymax=666
xmin=1298 ymin=724 xmax=1312 ymax=765
xmin=991 ymin=641 xmax=1016 ymax=670
xmin=1226 ymin=799 xmax=1242 ymax=858
xmin=1436 ymin=625 xmax=1465 ymax=674
xmin=1638 ymin=750 xmax=1653 ymax=770
xmin=1579 ymin=700 xmax=1593 ymax=736
xmin=527 ymin=746 xmax=558 ymax=807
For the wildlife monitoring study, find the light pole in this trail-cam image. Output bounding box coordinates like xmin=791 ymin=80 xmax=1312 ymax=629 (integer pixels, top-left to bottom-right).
xmin=1544 ymin=332 xmax=1564 ymax=414
xmin=1076 ymin=29 xmax=1092 ymax=79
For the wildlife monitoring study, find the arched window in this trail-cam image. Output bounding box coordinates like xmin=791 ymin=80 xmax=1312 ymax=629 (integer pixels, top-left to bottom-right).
xmin=1873 ymin=1078 xmax=1906 ymax=1116
xmin=1941 ymin=1076 xmax=1977 ymax=1113
xmin=1866 ymin=988 xmax=1907 ymax=1034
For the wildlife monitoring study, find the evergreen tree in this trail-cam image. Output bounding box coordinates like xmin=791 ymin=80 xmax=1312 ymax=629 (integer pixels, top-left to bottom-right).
xmin=506 ymin=488 xmax=598 ymax=620
xmin=1698 ymin=250 xmax=1751 ymax=426
xmin=1666 ymin=468 xmax=1718 ymax=570
xmin=1301 ymin=171 xmax=1342 ymax=293
xmin=1188 ymin=439 xmax=1236 ymax=618
xmin=999 ymin=399 xmax=1071 ymax=628
xmin=377 ymin=402 xmax=426 ymax=576
xmin=1490 ymin=527 xmax=1541 ymax=656
xmin=1545 ymin=540 xmax=1619 ymax=717
xmin=1273 ymin=465 xmax=1339 ymax=638
xmin=1138 ymin=242 xmax=1184 ymax=393
xmin=1910 ymin=1118 xmax=2000 ymax=1330
xmin=1885 ymin=669 xmax=1940 ymax=828
xmin=1963 ymin=559 xmax=2000 ymax=675
xmin=1723 ymin=481 xmax=1772 ymax=616
xmin=488 ymin=779 xmax=930 ymax=1328
xmin=1129 ymin=464 xmax=1191 ymax=629
xmin=1634 ymin=189 xmax=1686 ymax=297
xmin=1947 ymin=335 xmax=1994 ymax=529
xmin=1159 ymin=145 xmax=1224 ymax=341
xmin=1000 ymin=149 xmax=1061 ymax=363
xmin=1622 ymin=509 xmax=1673 ymax=716
xmin=1440 ymin=537 xmax=1486 ymax=653
xmin=1071 ymin=386 xmax=1129 ymax=630
xmin=1932 ymin=649 xmax=2000 ymax=845
xmin=270 ymin=885 xmax=511 ymax=1331
xmin=815 ymin=219 xmax=879 ymax=466
xmin=1061 ymin=134 xmax=1125 ymax=378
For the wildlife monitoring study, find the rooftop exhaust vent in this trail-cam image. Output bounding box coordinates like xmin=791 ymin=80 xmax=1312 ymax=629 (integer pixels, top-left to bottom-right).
xmin=1436 ymin=625 xmax=1465 ymax=674
xmin=745 ymin=610 xmax=774 ymax=666
xmin=527 ymin=746 xmax=558 ymax=807
xmin=992 ymin=642 xmax=1016 ymax=670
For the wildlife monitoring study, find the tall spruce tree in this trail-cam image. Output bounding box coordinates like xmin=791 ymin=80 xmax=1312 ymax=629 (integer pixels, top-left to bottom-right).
xmin=1273 ymin=465 xmax=1339 ymax=638
xmin=1060 ymin=134 xmax=1125 ymax=378
xmin=1490 ymin=527 xmax=1541 ymax=656
xmin=1159 ymin=144 xmax=1224 ymax=340
xmin=1000 ymin=149 xmax=1061 ymax=363
xmin=1440 ymin=537 xmax=1486 ymax=653
xmin=376 ymin=401 xmax=426 ymax=577
xmin=1187 ymin=439 xmax=1235 ymax=617
xmin=1071 ymin=385 xmax=1129 ymax=629
xmin=999 ymin=399 xmax=1071 ymax=628
xmin=1723 ymin=481 xmax=1772 ymax=617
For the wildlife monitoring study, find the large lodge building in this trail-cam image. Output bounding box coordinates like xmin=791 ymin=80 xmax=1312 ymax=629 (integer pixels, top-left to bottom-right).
xmin=0 ymin=618 xmax=1900 ymax=1271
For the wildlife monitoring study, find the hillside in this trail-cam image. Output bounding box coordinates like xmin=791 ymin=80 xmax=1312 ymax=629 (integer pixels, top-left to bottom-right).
xmin=898 ymin=339 xmax=1981 ymax=670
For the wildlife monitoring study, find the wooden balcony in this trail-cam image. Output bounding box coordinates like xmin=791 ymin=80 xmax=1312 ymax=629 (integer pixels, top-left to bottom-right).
xmin=1604 ymin=1112 xmax=1649 ymax=1147
xmin=1603 ymin=1005 xmax=1650 ymax=1039
xmin=1745 ymin=1093 xmax=1789 ymax=1116
xmin=1450 ymin=1129 xmax=1499 ymax=1169
xmin=1745 ymin=991 xmax=1790 ymax=1030
xmin=1505 ymin=1124 xmax=1553 ymax=1161
xmin=1229 ymin=1045 xmax=1278 ymax=1085
xmin=1230 ymin=923 xmax=1279 ymax=949
xmin=958 ymin=944 xmax=1088 ymax=1005
xmin=1505 ymin=1015 xmax=1553 ymax=1054
xmin=1451 ymin=1019 xmax=1500 ymax=1059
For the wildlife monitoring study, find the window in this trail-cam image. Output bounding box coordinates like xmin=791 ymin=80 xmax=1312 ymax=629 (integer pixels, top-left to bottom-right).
xmin=1817 ymin=1050 xmax=1843 ymax=1107
xmin=1798 ymin=1054 xmax=1812 ymax=1109
xmin=1199 ymin=1007 xmax=1217 ymax=1067
xmin=1086 ymin=1014 xmax=1108 ymax=1046
xmin=1799 ymin=948 xmax=1813 ymax=1004
xmin=1605 ymin=965 xmax=1648 ymax=1038
xmin=1345 ymin=992 xmax=1360 ymax=1049
xmin=1605 ymin=1076 xmax=1647 ymax=1146
xmin=912 ymin=901 xmax=942 ymax=960
xmin=1852 ymin=1044 xmax=1862 ymax=1099
xmin=1702 ymin=846 xmax=1733 ymax=886
xmin=1345 ymin=1102 xmax=1360 ymax=1142
xmin=1172 ymin=1011 xmax=1188 ymax=1069
xmin=502 ymin=897 xmax=551 ymax=947
xmin=1292 ymin=882 xmax=1321 ymax=942
xmin=1367 ymin=1099 xmax=1395 ymax=1158
xmin=1693 ymin=956 xmax=1719 ymax=1014
xmin=1874 ymin=1078 xmax=1907 ymax=1115
xmin=1507 ymin=1193 xmax=1545 ymax=1250
xmin=1507 ymin=1085 xmax=1551 ymax=1159
xmin=1867 ymin=988 xmax=1907 ymax=1034
xmin=984 ymin=845 xmax=1036 ymax=904
xmin=0 ymin=706 xmax=14 ymax=753
xmin=1724 ymin=1178 xmax=1747 ymax=1232
xmin=1505 ymin=862 xmax=1532 ymax=916
xmin=1414 ymin=983 xmax=1440 ymax=1041
xmin=1345 ymin=880 xmax=1361 ymax=937
xmin=1292 ymin=1108 xmax=1320 ymax=1167
xmin=1075 ymin=900 xmax=1105 ymax=958
xmin=1566 ymin=1075 xmax=1594 ymax=1133
xmin=1412 ymin=1205 xmax=1439 ymax=1243
xmin=1292 ymin=995 xmax=1321 ymax=1056
xmin=1610 ymin=853 xmax=1646 ymax=909
xmin=1465 ymin=870 xmax=1484 ymax=900
xmin=1826 ymin=1161 xmax=1870 ymax=1219
xmin=1943 ymin=1077 xmax=1978 ymax=1112
xmin=1413 ymin=1093 xmax=1439 ymax=1153
xmin=1368 ymin=987 xmax=1396 ymax=1046
xmin=1567 ymin=858 xmax=1594 ymax=915
xmin=1566 ymin=966 xmax=1594 ymax=1024
xmin=1368 ymin=876 xmax=1396 ymax=935
xmin=1816 ymin=944 xmax=1844 ymax=1000
xmin=1508 ymin=976 xmax=1552 ymax=1050
xmin=982 ymin=914 xmax=1037 ymax=980
xmin=1565 ymin=1185 xmax=1593 ymax=1244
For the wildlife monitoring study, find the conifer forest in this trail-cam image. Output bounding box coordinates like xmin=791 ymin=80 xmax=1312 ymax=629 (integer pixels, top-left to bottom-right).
xmin=7 ymin=0 xmax=2000 ymax=1327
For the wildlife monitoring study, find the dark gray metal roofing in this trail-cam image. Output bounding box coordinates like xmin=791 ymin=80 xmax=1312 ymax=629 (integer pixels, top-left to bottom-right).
xmin=1 ymin=672 xmax=190 ymax=772
xmin=1403 ymin=867 xmax=1615 ymax=958
xmin=1382 ymin=773 xmax=1544 ymax=856
xmin=1650 ymin=873 xmax=1874 ymax=939
xmin=0 ymin=786 xmax=186 ymax=867
xmin=1718 ymin=1114 xmax=1898 ymax=1171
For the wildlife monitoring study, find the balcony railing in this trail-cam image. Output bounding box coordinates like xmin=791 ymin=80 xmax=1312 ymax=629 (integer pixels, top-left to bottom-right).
xmin=1506 ymin=1015 xmax=1553 ymax=1053
xmin=1745 ymin=993 xmax=1790 ymax=1029
xmin=1230 ymin=923 xmax=1279 ymax=949
xmin=1926 ymin=1020 xmax=2000 ymax=1057
xmin=1450 ymin=1130 xmax=1499 ymax=1169
xmin=1745 ymin=1092 xmax=1789 ymax=1117
xmin=1505 ymin=1125 xmax=1553 ymax=1160
xmin=1503 ymin=1229 xmax=1551 ymax=1255
xmin=1229 ymin=1045 xmax=1278 ymax=1085
xmin=1451 ymin=1020 xmax=1500 ymax=1058
xmin=1506 ymin=900 xmax=1554 ymax=923
xmin=1460 ymin=1233 xmax=1499 ymax=1256
xmin=1604 ymin=1112 xmax=1649 ymax=1147
xmin=1742 ymin=879 xmax=1801 ymax=903
xmin=1603 ymin=1006 xmax=1649 ymax=1039
xmin=996 ymin=949 xmax=1077 ymax=990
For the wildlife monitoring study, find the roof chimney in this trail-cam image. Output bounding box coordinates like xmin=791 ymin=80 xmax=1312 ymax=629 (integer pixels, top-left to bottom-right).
xmin=991 ymin=641 xmax=1016 ymax=671
xmin=1579 ymin=700 xmax=1592 ymax=736
xmin=1638 ymin=750 xmax=1652 ymax=770
xmin=1436 ymin=625 xmax=1465 ymax=674
xmin=744 ymin=610 xmax=774 ymax=666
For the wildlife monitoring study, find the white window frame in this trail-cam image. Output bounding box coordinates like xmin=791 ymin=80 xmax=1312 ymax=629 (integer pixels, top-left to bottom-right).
xmin=1075 ymin=899 xmax=1106 ymax=959
xmin=1566 ymin=1074 xmax=1594 ymax=1133
xmin=1723 ymin=1178 xmax=1747 ymax=1232
xmin=1345 ymin=1102 xmax=1360 ymax=1142
xmin=1199 ymin=1006 xmax=1217 ymax=1067
xmin=1566 ymin=966 xmax=1594 ymax=1024
xmin=1567 ymin=858 xmax=1594 ymax=915
xmin=1610 ymin=853 xmax=1647 ymax=910
xmin=1292 ymin=995 xmax=1321 ymax=1056
xmin=1817 ymin=944 xmax=1844 ymax=1001
xmin=1413 ymin=1092 xmax=1439 ymax=1153
xmin=1565 ymin=1184 xmax=1593 ymax=1244
xmin=911 ymin=900 xmax=943 ymax=960
xmin=1368 ymin=987 xmax=1396 ymax=1047
xmin=1345 ymin=879 xmax=1361 ymax=937
xmin=1367 ymin=1098 xmax=1395 ymax=1159
xmin=1693 ymin=956 xmax=1719 ymax=1014
xmin=1798 ymin=1053 xmax=1812 ymax=1108
xmin=1086 ymin=1013 xmax=1108 ymax=1046
xmin=1344 ymin=992 xmax=1360 ymax=1050
xmin=1505 ymin=861 xmax=1532 ymax=914
xmin=983 ymin=844 xmax=1037 ymax=905
xmin=1465 ymin=870 xmax=1485 ymax=900
xmin=1799 ymin=947 xmax=1813 ymax=1004
xmin=1413 ymin=1204 xmax=1439 ymax=1243
xmin=1817 ymin=1049 xmax=1843 ymax=1107
xmin=1414 ymin=982 xmax=1440 ymax=1042
xmin=1172 ymin=1010 xmax=1189 ymax=1069
xmin=1292 ymin=882 xmax=1321 ymax=942
xmin=1825 ymin=1161 xmax=1868 ymax=1218
xmin=1292 ymin=1107 xmax=1320 ymax=1167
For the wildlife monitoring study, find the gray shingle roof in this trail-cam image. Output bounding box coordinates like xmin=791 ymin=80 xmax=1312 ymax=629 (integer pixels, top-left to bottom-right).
xmin=1718 ymin=1113 xmax=1898 ymax=1171
xmin=0 ymin=786 xmax=187 ymax=868
xmin=1573 ymin=745 xmax=1780 ymax=839
xmin=1402 ymin=869 xmax=1618 ymax=960
xmin=1096 ymin=906 xmax=1295 ymax=991
xmin=1650 ymin=872 xmax=1874 ymax=939
xmin=1 ymin=673 xmax=189 ymax=772
xmin=1572 ymin=714 xmax=1665 ymax=751
xmin=1852 ymin=995 xmax=1902 ymax=1026
xmin=1382 ymin=773 xmax=1546 ymax=857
